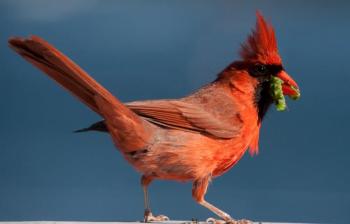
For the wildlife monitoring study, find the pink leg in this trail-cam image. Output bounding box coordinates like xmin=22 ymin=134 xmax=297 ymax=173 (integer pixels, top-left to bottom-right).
xmin=192 ymin=176 xmax=252 ymax=224
xmin=141 ymin=175 xmax=169 ymax=222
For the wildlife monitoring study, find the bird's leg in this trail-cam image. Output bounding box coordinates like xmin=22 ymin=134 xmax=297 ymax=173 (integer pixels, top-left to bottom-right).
xmin=192 ymin=176 xmax=252 ymax=224
xmin=141 ymin=175 xmax=169 ymax=222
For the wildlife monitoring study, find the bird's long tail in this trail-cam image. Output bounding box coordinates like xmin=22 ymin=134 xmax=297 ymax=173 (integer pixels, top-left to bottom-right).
xmin=8 ymin=35 xmax=154 ymax=151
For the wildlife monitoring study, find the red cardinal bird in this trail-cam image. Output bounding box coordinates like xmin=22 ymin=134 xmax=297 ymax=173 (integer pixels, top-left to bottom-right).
xmin=9 ymin=12 xmax=299 ymax=224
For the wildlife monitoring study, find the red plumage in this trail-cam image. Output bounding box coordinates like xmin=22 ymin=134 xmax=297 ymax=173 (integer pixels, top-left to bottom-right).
xmin=241 ymin=11 xmax=281 ymax=64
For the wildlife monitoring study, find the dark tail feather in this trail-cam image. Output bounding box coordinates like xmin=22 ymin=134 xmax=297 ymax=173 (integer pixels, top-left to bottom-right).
xmin=74 ymin=120 xmax=108 ymax=133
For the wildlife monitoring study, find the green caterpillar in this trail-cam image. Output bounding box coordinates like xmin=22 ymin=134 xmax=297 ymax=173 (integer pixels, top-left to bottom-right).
xmin=270 ymin=76 xmax=287 ymax=111
xmin=270 ymin=76 xmax=301 ymax=111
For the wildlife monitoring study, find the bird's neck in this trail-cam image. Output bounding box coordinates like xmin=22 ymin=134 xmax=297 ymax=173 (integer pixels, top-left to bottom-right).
xmin=216 ymin=68 xmax=273 ymax=122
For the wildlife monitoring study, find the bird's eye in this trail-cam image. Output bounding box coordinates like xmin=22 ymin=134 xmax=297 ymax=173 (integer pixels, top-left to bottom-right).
xmin=254 ymin=64 xmax=268 ymax=75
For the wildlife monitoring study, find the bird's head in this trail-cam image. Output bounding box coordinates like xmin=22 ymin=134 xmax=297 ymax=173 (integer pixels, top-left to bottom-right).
xmin=220 ymin=12 xmax=300 ymax=116
xmin=241 ymin=12 xmax=300 ymax=111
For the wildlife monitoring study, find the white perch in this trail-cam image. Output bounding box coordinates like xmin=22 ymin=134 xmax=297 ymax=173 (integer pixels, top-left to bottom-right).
xmin=0 ymin=221 xmax=310 ymax=224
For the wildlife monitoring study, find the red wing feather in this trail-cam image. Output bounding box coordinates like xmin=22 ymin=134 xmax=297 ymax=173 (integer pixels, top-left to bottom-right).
xmin=126 ymin=100 xmax=241 ymax=139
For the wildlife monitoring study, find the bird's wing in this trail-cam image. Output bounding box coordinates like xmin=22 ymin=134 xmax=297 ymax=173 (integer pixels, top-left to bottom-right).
xmin=126 ymin=100 xmax=241 ymax=139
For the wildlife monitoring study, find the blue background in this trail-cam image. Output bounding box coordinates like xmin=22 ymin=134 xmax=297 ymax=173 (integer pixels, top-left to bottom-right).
xmin=1 ymin=1 xmax=349 ymax=223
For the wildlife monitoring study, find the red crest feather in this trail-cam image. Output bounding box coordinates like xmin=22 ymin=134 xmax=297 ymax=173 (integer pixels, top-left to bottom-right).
xmin=240 ymin=11 xmax=281 ymax=64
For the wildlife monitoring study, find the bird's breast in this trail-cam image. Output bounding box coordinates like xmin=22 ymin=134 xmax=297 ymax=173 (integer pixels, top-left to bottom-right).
xmin=212 ymin=92 xmax=260 ymax=177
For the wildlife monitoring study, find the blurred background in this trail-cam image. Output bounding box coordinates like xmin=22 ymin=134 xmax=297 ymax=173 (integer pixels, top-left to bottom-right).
xmin=1 ymin=0 xmax=349 ymax=223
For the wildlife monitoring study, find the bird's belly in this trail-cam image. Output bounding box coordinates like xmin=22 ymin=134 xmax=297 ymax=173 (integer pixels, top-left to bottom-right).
xmin=125 ymin=127 xmax=252 ymax=181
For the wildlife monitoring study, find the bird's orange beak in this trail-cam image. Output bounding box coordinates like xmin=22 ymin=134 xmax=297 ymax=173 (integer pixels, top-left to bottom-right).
xmin=277 ymin=70 xmax=300 ymax=100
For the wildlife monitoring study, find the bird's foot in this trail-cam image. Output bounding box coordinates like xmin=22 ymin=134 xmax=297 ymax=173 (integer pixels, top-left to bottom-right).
xmin=144 ymin=210 xmax=169 ymax=222
xmin=206 ymin=217 xmax=253 ymax=224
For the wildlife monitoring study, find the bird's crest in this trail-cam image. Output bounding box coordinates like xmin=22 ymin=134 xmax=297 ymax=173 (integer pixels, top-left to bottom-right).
xmin=240 ymin=12 xmax=281 ymax=64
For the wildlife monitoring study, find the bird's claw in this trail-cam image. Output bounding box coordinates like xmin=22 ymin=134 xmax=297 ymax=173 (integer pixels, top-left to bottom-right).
xmin=206 ymin=217 xmax=253 ymax=224
xmin=144 ymin=212 xmax=169 ymax=222
xmin=229 ymin=219 xmax=253 ymax=224
xmin=206 ymin=218 xmax=224 ymax=224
